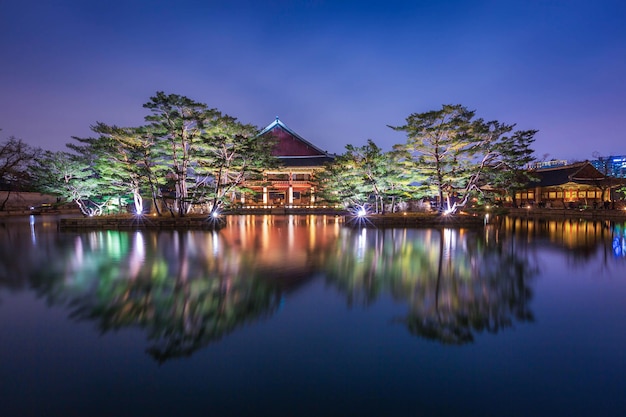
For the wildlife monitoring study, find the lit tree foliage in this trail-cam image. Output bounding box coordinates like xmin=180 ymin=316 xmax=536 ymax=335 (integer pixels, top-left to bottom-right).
xmin=32 ymin=151 xmax=105 ymax=216
xmin=142 ymin=92 xmax=277 ymax=217
xmin=390 ymin=104 xmax=476 ymax=212
xmin=316 ymin=149 xmax=373 ymax=209
xmin=318 ymin=140 xmax=422 ymax=214
xmin=29 ymin=92 xmax=277 ymax=218
xmin=390 ymin=104 xmax=537 ymax=213
xmin=481 ymin=129 xmax=538 ymax=207
xmin=192 ymin=115 xmax=278 ymax=216
xmin=143 ymin=92 xmax=221 ymax=216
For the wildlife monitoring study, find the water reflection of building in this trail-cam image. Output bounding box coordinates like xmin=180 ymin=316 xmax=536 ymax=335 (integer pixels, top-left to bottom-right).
xmin=498 ymin=216 xmax=626 ymax=261
xmin=218 ymin=215 xmax=342 ymax=280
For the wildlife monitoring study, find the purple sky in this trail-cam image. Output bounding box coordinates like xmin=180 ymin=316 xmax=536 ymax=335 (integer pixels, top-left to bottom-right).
xmin=1 ymin=0 xmax=625 ymax=161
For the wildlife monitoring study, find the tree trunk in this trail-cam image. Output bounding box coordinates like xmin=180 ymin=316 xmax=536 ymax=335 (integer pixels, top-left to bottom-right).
xmin=0 ymin=190 xmax=11 ymax=211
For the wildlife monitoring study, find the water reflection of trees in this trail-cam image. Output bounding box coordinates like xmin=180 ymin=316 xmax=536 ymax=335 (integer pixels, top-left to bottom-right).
xmin=324 ymin=227 xmax=538 ymax=344
xmin=0 ymin=225 xmax=289 ymax=363
xmin=1 ymin=215 xmax=624 ymax=353
xmin=0 ymin=215 xmax=337 ymax=362
xmin=28 ymin=230 xmax=287 ymax=363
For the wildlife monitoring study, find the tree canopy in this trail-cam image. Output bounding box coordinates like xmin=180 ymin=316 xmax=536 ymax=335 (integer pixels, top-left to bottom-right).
xmin=25 ymin=100 xmax=538 ymax=217
xmin=390 ymin=104 xmax=537 ymax=213
xmin=317 ymin=104 xmax=537 ymax=214
xmin=32 ymin=92 xmax=279 ymax=217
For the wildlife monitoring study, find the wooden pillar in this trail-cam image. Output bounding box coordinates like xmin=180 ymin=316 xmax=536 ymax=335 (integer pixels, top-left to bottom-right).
xmin=535 ymin=186 xmax=541 ymax=204
xmin=288 ymin=171 xmax=293 ymax=206
xmin=263 ymin=187 xmax=268 ymax=206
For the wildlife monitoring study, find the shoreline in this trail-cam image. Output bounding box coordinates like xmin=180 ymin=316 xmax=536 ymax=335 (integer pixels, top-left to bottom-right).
xmin=1 ymin=207 xmax=621 ymax=230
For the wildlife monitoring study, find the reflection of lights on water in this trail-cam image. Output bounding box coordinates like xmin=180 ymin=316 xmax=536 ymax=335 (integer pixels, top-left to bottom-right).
xmin=29 ymin=215 xmax=36 ymax=245
xmin=73 ymin=236 xmax=84 ymax=267
xmin=134 ymin=232 xmax=145 ymax=258
xmin=212 ymin=231 xmax=219 ymax=256
xmin=613 ymin=236 xmax=626 ymax=258
xmin=442 ymin=228 xmax=456 ymax=260
xmin=356 ymin=228 xmax=367 ymax=261
xmin=612 ymin=224 xmax=626 ymax=258
xmin=128 ymin=232 xmax=145 ymax=279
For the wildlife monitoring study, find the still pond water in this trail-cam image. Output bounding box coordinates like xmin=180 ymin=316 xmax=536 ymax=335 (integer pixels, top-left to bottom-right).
xmin=1 ymin=214 xmax=625 ymax=417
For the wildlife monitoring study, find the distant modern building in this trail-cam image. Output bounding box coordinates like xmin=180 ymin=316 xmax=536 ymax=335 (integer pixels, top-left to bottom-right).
xmin=590 ymin=155 xmax=626 ymax=178
xmin=238 ymin=117 xmax=335 ymax=209
xmin=529 ymin=159 xmax=569 ymax=170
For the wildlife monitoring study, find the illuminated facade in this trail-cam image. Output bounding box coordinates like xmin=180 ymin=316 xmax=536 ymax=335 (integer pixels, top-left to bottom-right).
xmin=516 ymin=161 xmax=624 ymax=207
xmin=239 ymin=118 xmax=335 ymax=209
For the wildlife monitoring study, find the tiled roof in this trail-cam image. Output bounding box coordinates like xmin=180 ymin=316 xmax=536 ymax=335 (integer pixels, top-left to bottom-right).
xmin=532 ymin=162 xmax=606 ymax=187
xmin=258 ymin=117 xmax=332 ymax=157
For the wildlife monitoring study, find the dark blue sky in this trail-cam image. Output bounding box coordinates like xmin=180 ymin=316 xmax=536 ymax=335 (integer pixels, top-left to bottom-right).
xmin=1 ymin=0 xmax=624 ymax=161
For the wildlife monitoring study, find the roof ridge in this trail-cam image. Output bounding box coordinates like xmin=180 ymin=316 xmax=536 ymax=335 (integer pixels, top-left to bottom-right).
xmin=257 ymin=117 xmax=330 ymax=156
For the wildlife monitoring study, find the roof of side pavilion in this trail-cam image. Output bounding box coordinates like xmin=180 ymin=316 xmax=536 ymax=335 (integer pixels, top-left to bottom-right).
xmin=257 ymin=117 xmax=335 ymax=167
xmin=531 ymin=161 xmax=626 ymax=187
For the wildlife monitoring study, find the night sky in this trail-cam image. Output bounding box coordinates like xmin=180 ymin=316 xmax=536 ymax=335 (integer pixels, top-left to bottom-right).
xmin=1 ymin=0 xmax=624 ymax=161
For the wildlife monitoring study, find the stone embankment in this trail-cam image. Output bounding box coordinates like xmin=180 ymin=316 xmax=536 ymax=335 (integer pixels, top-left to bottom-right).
xmin=44 ymin=207 xmax=626 ymax=231
xmin=505 ymin=207 xmax=626 ymax=220
xmin=59 ymin=215 xmax=225 ymax=230
xmin=343 ymin=213 xmax=486 ymax=228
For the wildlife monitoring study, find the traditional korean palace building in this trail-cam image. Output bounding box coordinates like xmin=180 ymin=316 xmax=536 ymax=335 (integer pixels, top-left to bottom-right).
xmin=239 ymin=117 xmax=335 ymax=209
xmin=516 ymin=161 xmax=625 ymax=208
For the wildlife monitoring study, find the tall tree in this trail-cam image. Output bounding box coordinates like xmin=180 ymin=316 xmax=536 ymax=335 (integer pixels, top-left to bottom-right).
xmin=316 ymin=157 xmax=366 ymax=209
xmin=0 ymin=135 xmax=41 ymax=210
xmin=391 ymin=105 xmax=537 ymax=213
xmin=31 ymin=151 xmax=104 ymax=216
xmin=317 ymin=140 xmax=411 ymax=214
xmin=84 ymin=122 xmax=165 ymax=215
xmin=482 ymin=129 xmax=538 ymax=207
xmin=192 ymin=115 xmax=278 ymax=216
xmin=143 ymin=92 xmax=222 ymax=216
xmin=390 ymin=104 xmax=476 ymax=212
